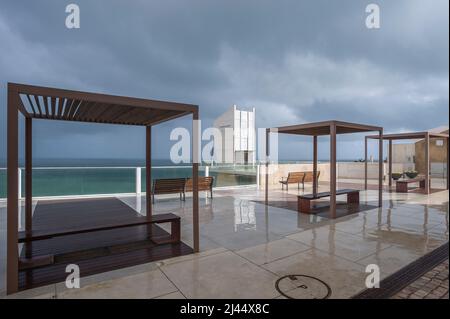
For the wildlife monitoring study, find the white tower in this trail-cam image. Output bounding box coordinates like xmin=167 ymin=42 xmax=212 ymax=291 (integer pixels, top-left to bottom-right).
xmin=213 ymin=105 xmax=256 ymax=165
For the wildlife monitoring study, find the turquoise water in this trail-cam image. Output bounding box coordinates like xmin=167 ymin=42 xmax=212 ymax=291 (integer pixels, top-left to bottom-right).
xmin=0 ymin=166 xmax=257 ymax=198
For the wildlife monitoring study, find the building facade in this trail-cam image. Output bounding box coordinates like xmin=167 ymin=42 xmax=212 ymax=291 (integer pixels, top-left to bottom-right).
xmin=213 ymin=105 xmax=256 ymax=165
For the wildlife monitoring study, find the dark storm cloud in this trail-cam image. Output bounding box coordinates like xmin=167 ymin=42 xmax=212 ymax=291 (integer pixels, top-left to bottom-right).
xmin=0 ymin=0 xmax=448 ymax=161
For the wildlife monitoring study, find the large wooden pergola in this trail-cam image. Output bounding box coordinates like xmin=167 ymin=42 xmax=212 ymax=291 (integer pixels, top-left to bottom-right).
xmin=365 ymin=132 xmax=450 ymax=193
xmin=266 ymin=120 xmax=384 ymax=218
xmin=6 ymin=83 xmax=200 ymax=294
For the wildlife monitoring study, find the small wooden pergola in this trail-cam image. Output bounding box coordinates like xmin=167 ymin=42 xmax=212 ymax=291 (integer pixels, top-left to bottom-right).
xmin=266 ymin=120 xmax=384 ymax=218
xmin=6 ymin=83 xmax=200 ymax=294
xmin=365 ymin=132 xmax=450 ymax=193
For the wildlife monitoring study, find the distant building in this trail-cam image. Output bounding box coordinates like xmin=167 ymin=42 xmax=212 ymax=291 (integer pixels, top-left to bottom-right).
xmin=213 ymin=105 xmax=256 ymax=165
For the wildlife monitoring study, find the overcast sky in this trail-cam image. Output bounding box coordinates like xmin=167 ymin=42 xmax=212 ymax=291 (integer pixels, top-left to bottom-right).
xmin=0 ymin=0 xmax=448 ymax=163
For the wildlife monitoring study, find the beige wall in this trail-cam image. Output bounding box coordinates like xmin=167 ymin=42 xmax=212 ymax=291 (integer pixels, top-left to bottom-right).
xmin=259 ymin=163 xmax=330 ymax=188
xmin=259 ymin=162 xmax=389 ymax=189
xmin=415 ymin=131 xmax=448 ymax=174
xmin=391 ymin=143 xmax=415 ymax=164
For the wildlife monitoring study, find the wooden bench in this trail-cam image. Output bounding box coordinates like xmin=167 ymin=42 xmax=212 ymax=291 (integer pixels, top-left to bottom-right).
xmin=280 ymin=171 xmax=320 ymax=191
xmin=396 ymin=177 xmax=426 ymax=193
xmin=298 ymin=189 xmax=360 ymax=214
xmin=185 ymin=176 xmax=214 ymax=198
xmin=152 ymin=178 xmax=186 ymax=203
xmin=18 ymin=213 xmax=181 ymax=270
xmin=279 ymin=172 xmax=305 ymax=190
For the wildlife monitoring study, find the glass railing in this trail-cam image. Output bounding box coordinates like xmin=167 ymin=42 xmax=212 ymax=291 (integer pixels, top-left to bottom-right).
xmin=0 ymin=165 xmax=258 ymax=199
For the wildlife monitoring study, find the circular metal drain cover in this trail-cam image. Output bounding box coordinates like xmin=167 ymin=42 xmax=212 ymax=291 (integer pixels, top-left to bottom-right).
xmin=275 ymin=275 xmax=332 ymax=299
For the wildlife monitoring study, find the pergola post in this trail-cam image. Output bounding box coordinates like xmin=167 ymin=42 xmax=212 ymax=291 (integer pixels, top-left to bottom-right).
xmin=425 ymin=132 xmax=430 ymax=194
xmin=330 ymin=123 xmax=337 ymax=218
xmin=313 ymin=135 xmax=318 ymax=197
xmin=388 ymin=139 xmax=392 ymax=188
xmin=7 ymin=84 xmax=19 ymax=295
xmin=265 ymin=129 xmax=269 ymax=204
xmin=378 ymin=129 xmax=383 ymax=207
xmin=25 ymin=117 xmax=33 ymax=235
xmin=192 ymin=111 xmax=200 ymax=253
xmin=447 ymin=137 xmax=449 ymax=190
xmin=146 ymin=126 xmax=152 ymax=218
xmin=364 ymin=136 xmax=368 ymax=190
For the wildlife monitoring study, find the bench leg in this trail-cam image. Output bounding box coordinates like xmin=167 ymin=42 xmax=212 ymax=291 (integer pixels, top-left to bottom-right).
xmin=298 ymin=198 xmax=312 ymax=214
xmin=171 ymin=219 xmax=180 ymax=243
xmin=152 ymin=194 xmax=155 ymax=204
xmin=419 ymin=180 xmax=426 ymax=188
xmin=347 ymin=192 xmax=360 ymax=204
xmin=396 ymin=183 xmax=408 ymax=193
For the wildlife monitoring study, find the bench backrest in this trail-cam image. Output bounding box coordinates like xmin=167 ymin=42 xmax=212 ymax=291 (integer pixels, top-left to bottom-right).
xmin=185 ymin=176 xmax=214 ymax=192
xmin=303 ymin=171 xmax=320 ymax=183
xmin=152 ymin=178 xmax=186 ymax=194
xmin=286 ymin=172 xmax=305 ymax=183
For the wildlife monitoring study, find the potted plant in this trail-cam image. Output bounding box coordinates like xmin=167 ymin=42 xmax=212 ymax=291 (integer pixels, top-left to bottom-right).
xmin=404 ymin=170 xmax=418 ymax=179
xmin=391 ymin=173 xmax=403 ymax=180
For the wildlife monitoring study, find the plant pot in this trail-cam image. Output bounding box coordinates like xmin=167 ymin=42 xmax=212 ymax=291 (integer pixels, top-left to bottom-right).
xmin=405 ymin=172 xmax=418 ymax=179
xmin=391 ymin=173 xmax=402 ymax=180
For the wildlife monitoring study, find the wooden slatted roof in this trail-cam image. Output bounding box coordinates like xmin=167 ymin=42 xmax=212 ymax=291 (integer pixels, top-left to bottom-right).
xmin=10 ymin=83 xmax=198 ymax=126
xmin=269 ymin=120 xmax=382 ymax=136
xmin=366 ymin=132 xmax=449 ymax=140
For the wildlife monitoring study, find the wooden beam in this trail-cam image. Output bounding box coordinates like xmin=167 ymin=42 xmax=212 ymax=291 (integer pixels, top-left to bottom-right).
xmin=56 ymin=97 xmax=66 ymax=118
xmin=43 ymin=96 xmax=50 ymax=118
xmin=7 ymin=84 xmax=19 ymax=294
xmin=364 ymin=136 xmax=368 ymax=190
xmin=32 ymin=94 xmax=43 ymax=116
xmin=313 ymin=135 xmax=318 ymax=197
xmin=378 ymin=129 xmax=383 ymax=207
xmin=330 ymin=123 xmax=337 ymax=218
xmin=425 ymin=132 xmax=430 ymax=194
xmin=146 ymin=126 xmax=152 ymax=218
xmin=26 ymin=94 xmax=37 ymax=115
xmin=25 ymin=118 xmax=32 ymax=235
xmin=192 ymin=111 xmax=200 ymax=252
xmin=265 ymin=129 xmax=269 ymax=204
xmin=447 ymin=137 xmax=449 ymax=190
xmin=388 ymin=140 xmax=392 ymax=188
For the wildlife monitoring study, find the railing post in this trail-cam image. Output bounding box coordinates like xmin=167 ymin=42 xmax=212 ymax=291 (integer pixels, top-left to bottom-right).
xmin=18 ymin=168 xmax=22 ymax=199
xmin=135 ymin=167 xmax=141 ymax=196
xmin=205 ymin=165 xmax=209 ymax=177
xmin=256 ymin=164 xmax=260 ymax=189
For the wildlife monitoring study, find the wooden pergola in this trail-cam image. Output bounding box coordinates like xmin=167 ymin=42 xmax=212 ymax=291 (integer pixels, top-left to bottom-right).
xmin=266 ymin=120 xmax=384 ymax=218
xmin=6 ymin=83 xmax=200 ymax=294
xmin=365 ymin=132 xmax=450 ymax=193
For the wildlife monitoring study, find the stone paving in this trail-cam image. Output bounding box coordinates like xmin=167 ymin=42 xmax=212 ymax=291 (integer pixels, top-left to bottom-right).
xmin=391 ymin=259 xmax=449 ymax=299
xmin=1 ymin=184 xmax=448 ymax=299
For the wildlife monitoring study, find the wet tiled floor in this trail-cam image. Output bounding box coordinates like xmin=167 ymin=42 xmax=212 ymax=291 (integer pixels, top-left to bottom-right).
xmin=1 ymin=182 xmax=448 ymax=299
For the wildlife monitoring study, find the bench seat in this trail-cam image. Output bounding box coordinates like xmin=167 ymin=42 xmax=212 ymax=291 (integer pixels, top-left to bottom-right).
xmin=18 ymin=213 xmax=180 ymax=243
xmin=396 ymin=178 xmax=426 ymax=193
xmin=298 ymin=189 xmax=360 ymax=214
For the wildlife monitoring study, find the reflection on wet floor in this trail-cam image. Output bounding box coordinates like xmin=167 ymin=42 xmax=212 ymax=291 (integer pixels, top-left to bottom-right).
xmin=1 ymin=185 xmax=448 ymax=299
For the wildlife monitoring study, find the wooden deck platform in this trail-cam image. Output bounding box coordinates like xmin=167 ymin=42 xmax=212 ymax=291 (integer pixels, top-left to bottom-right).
xmin=18 ymin=197 xmax=193 ymax=291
